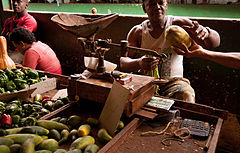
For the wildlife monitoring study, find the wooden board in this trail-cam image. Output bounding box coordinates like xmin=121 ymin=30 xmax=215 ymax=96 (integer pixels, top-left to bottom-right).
xmin=0 ymin=88 xmax=36 ymax=102
xmin=99 ymin=80 xmax=130 ymax=136
xmin=51 ymin=88 xmax=68 ymax=100
xmin=30 ymin=78 xmax=57 ymax=97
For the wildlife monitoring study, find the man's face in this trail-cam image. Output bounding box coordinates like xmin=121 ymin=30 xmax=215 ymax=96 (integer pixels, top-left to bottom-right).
xmin=12 ymin=0 xmax=28 ymax=13
xmin=143 ymin=0 xmax=168 ymax=23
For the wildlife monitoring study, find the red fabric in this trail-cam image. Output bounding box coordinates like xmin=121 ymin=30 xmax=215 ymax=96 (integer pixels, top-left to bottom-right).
xmin=22 ymin=41 xmax=62 ymax=75
xmin=2 ymin=13 xmax=37 ymax=34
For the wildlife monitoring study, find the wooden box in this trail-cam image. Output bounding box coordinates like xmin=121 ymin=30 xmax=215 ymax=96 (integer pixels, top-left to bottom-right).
xmin=99 ymin=99 xmax=228 ymax=153
xmin=68 ymin=74 xmax=155 ymax=117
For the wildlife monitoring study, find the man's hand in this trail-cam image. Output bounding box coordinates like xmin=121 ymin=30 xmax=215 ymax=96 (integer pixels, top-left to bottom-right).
xmin=171 ymin=40 xmax=204 ymax=58
xmin=139 ymin=56 xmax=159 ymax=71
xmin=182 ymin=21 xmax=209 ymax=41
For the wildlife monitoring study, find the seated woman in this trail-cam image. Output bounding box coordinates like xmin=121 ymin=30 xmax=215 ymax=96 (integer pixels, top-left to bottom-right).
xmin=9 ymin=27 xmax=62 ymax=75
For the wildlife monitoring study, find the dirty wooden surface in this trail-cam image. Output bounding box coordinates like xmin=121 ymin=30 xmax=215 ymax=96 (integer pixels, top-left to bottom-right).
xmin=115 ymin=117 xmax=221 ymax=153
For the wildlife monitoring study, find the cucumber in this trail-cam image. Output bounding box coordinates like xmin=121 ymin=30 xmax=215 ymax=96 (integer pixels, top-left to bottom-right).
xmin=38 ymin=139 xmax=59 ymax=152
xmin=37 ymin=120 xmax=69 ymax=131
xmin=69 ymin=129 xmax=78 ymax=141
xmin=0 ymin=145 xmax=10 ymax=153
xmin=84 ymin=144 xmax=99 ymax=153
xmin=97 ymin=128 xmax=112 ymax=144
xmin=67 ymin=149 xmax=82 ymax=153
xmin=0 ymin=128 xmax=23 ymax=136
xmin=70 ymin=136 xmax=95 ymax=150
xmin=21 ymin=137 xmax=35 ymax=153
xmin=59 ymin=118 xmax=67 ymax=125
xmin=86 ymin=118 xmax=99 ymax=127
xmin=59 ymin=129 xmax=69 ymax=145
xmin=9 ymin=144 xmax=21 ymax=153
xmin=54 ymin=149 xmax=67 ymax=153
xmin=51 ymin=117 xmax=61 ymax=122
xmin=67 ymin=115 xmax=82 ymax=128
xmin=34 ymin=150 xmax=52 ymax=153
xmin=5 ymin=134 xmax=43 ymax=145
xmin=41 ymin=136 xmax=48 ymax=140
xmin=0 ymin=137 xmax=14 ymax=146
xmin=20 ymin=126 xmax=49 ymax=136
xmin=49 ymin=129 xmax=61 ymax=141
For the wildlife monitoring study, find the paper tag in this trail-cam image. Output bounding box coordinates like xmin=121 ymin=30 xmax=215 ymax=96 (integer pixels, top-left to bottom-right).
xmin=99 ymin=80 xmax=130 ymax=136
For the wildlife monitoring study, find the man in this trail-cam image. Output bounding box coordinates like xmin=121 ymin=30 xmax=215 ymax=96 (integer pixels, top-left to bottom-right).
xmin=9 ymin=27 xmax=62 ymax=75
xmin=172 ymin=40 xmax=240 ymax=69
xmin=120 ymin=0 xmax=220 ymax=103
xmin=1 ymin=0 xmax=37 ymax=63
xmin=1 ymin=0 xmax=37 ymax=37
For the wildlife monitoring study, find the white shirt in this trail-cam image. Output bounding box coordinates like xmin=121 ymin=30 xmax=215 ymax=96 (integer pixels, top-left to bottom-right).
xmin=140 ymin=16 xmax=183 ymax=79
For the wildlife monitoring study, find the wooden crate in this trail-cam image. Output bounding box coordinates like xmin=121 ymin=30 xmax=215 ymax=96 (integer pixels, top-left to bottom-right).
xmin=99 ymin=99 xmax=227 ymax=153
xmin=68 ymin=74 xmax=155 ymax=117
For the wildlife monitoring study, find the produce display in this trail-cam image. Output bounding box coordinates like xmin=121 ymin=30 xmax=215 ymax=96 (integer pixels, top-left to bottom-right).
xmin=0 ymin=95 xmax=69 ymax=130
xmin=0 ymin=67 xmax=47 ymax=94
xmin=0 ymin=113 xmax=125 ymax=153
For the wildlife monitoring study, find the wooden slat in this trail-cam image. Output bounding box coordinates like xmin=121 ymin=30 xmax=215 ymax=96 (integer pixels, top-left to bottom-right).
xmin=141 ymin=106 xmax=158 ymax=113
xmin=155 ymin=95 xmax=228 ymax=120
xmin=0 ymin=88 xmax=36 ymax=102
xmin=208 ymin=118 xmax=223 ymax=153
xmin=39 ymin=102 xmax=75 ymax=120
xmin=126 ymin=85 xmax=154 ymax=117
xmin=173 ymin=106 xmax=219 ymax=123
xmin=134 ymin=108 xmax=158 ymax=119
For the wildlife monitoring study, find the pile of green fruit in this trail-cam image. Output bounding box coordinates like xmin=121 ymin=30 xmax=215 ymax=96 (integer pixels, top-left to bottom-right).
xmin=0 ymin=115 xmax=125 ymax=153
xmin=35 ymin=95 xmax=69 ymax=112
xmin=0 ymin=67 xmax=47 ymax=94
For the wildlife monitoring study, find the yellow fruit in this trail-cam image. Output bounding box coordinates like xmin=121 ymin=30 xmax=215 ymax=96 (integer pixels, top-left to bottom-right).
xmin=165 ymin=25 xmax=191 ymax=48
xmin=78 ymin=124 xmax=91 ymax=137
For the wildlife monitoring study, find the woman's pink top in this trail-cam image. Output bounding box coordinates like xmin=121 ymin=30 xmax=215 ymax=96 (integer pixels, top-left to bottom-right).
xmin=23 ymin=41 xmax=62 ymax=75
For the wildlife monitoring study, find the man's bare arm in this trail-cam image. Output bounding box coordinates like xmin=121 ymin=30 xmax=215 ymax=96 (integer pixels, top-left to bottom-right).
xmin=120 ymin=25 xmax=142 ymax=72
xmin=172 ymin=40 xmax=240 ymax=69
